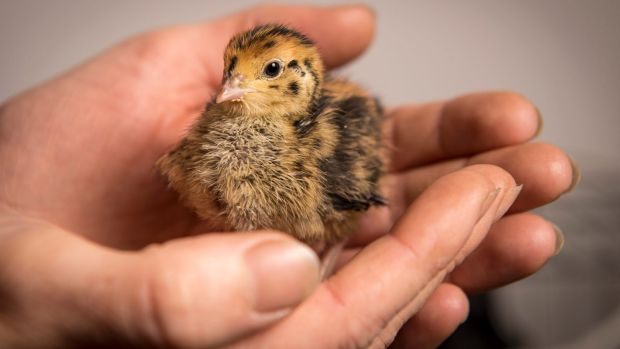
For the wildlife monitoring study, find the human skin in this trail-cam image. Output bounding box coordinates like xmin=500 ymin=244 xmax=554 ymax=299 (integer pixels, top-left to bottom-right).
xmin=0 ymin=4 xmax=576 ymax=349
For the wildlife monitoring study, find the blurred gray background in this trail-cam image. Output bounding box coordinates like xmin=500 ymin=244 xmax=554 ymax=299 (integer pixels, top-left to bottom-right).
xmin=1 ymin=1 xmax=619 ymax=348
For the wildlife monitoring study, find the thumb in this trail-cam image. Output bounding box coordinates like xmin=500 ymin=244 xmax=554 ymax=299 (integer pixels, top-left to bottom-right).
xmin=0 ymin=211 xmax=320 ymax=348
xmin=187 ymin=4 xmax=375 ymax=74
xmin=137 ymin=231 xmax=320 ymax=348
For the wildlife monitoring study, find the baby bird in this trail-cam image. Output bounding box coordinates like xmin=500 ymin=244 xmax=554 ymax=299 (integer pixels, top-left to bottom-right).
xmin=158 ymin=24 xmax=384 ymax=247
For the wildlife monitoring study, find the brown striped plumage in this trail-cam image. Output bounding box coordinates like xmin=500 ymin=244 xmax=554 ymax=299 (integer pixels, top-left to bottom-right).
xmin=158 ymin=24 xmax=384 ymax=244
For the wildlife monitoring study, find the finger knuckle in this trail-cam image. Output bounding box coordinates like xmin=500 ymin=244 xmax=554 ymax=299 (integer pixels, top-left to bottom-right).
xmin=320 ymin=282 xmax=387 ymax=349
xmin=141 ymin=247 xmax=203 ymax=348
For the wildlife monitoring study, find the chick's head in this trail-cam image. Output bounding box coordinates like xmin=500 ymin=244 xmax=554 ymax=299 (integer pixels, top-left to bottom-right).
xmin=216 ymin=24 xmax=325 ymax=116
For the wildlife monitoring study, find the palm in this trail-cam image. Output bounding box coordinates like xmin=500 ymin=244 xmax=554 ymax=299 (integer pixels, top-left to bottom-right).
xmin=1 ymin=32 xmax=231 ymax=248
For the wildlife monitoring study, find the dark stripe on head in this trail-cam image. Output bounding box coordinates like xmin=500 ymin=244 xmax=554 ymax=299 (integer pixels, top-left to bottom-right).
xmin=231 ymin=24 xmax=313 ymax=50
xmin=263 ymin=40 xmax=276 ymax=49
xmin=268 ymin=85 xmax=279 ymax=89
xmin=262 ymin=25 xmax=313 ymax=46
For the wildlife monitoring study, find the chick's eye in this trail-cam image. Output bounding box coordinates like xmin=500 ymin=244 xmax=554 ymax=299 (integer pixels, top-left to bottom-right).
xmin=263 ymin=60 xmax=282 ymax=78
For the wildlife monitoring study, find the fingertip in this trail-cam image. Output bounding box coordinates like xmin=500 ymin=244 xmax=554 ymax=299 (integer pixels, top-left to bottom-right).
xmin=462 ymin=164 xmax=517 ymax=191
xmin=508 ymin=215 xmax=560 ymax=273
xmin=446 ymin=287 xmax=469 ymax=326
xmin=443 ymin=91 xmax=540 ymax=151
xmin=331 ymin=4 xmax=376 ymax=27
xmin=566 ymin=154 xmax=581 ymax=193
xmin=499 ymin=215 xmax=559 ymax=277
xmin=484 ymin=214 xmax=558 ymax=278
xmin=464 ymin=141 xmax=574 ymax=213
xmin=426 ymin=283 xmax=470 ymax=325
xmin=492 ymin=91 xmax=541 ymax=143
xmin=502 ymin=142 xmax=574 ymax=211
xmin=450 ymin=213 xmax=559 ymax=293
xmin=386 ymin=164 xmax=516 ymax=274
xmin=459 ymin=164 xmax=520 ymax=220
xmin=534 ymin=106 xmax=544 ymax=138
xmin=393 ymin=283 xmax=469 ymax=349
xmin=321 ymin=4 xmax=376 ymax=67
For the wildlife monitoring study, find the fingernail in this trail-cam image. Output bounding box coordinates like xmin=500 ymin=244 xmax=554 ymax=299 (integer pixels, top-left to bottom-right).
xmin=551 ymin=223 xmax=565 ymax=256
xmin=534 ymin=107 xmax=543 ymax=138
xmin=566 ymin=155 xmax=581 ymax=193
xmin=245 ymin=239 xmax=320 ymax=312
xmin=495 ymin=185 xmax=523 ymax=220
xmin=480 ymin=188 xmax=501 ymax=217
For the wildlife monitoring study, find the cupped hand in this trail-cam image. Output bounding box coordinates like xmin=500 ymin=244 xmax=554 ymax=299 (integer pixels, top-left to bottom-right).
xmin=0 ymin=4 xmax=576 ymax=349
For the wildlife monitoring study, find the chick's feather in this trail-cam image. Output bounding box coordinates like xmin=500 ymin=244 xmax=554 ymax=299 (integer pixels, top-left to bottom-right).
xmin=158 ymin=24 xmax=385 ymax=244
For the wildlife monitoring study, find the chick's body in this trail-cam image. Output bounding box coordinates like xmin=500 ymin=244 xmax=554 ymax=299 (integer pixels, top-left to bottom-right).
xmin=159 ymin=25 xmax=384 ymax=244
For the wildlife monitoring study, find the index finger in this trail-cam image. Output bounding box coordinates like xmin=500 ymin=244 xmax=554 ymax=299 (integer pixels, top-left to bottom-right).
xmin=385 ymin=92 xmax=541 ymax=172
xmin=186 ymin=4 xmax=375 ymax=76
xmin=231 ymin=165 xmax=517 ymax=348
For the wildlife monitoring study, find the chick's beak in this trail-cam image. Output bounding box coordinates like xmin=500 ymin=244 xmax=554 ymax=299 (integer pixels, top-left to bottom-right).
xmin=216 ymin=74 xmax=255 ymax=104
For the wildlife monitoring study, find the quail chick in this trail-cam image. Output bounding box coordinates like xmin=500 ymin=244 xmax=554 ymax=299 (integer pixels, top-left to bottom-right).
xmin=158 ymin=24 xmax=385 ymax=248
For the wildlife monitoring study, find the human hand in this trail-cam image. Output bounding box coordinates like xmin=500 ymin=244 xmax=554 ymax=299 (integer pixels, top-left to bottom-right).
xmin=0 ymin=4 xmax=576 ymax=348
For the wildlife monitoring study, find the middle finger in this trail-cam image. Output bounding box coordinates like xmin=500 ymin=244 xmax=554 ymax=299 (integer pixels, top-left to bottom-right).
xmin=352 ymin=142 xmax=574 ymax=246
